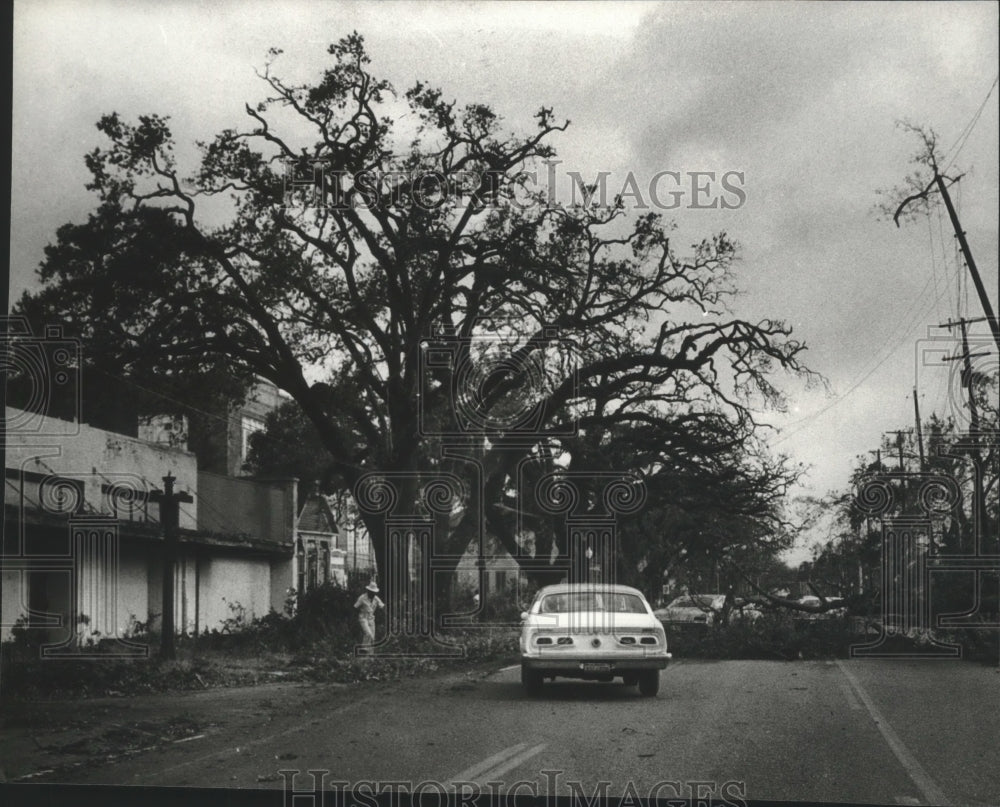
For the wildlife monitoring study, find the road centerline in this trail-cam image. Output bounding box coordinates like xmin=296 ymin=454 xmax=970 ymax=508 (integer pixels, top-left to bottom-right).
xmin=836 ymin=661 xmax=948 ymax=806
xmin=448 ymin=742 xmax=529 ymax=783
xmin=474 ymin=743 xmax=547 ymax=784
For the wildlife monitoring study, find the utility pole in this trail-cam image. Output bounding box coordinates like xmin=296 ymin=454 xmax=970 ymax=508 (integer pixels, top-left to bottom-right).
xmin=894 ymin=163 xmax=1000 ymax=352
xmin=941 ymin=318 xmax=985 ymax=435
xmin=933 ymin=173 xmax=1000 ymax=353
xmin=156 ymin=473 xmax=193 ymax=660
xmin=887 ymin=430 xmax=910 ymax=512
xmin=890 ymin=430 xmax=907 ymax=472
xmin=913 ymin=389 xmax=926 ymax=470
xmin=941 ymin=317 xmax=988 ymax=554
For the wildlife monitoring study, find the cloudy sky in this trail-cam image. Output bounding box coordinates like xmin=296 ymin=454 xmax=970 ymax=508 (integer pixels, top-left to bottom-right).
xmin=10 ymin=1 xmax=999 ymax=559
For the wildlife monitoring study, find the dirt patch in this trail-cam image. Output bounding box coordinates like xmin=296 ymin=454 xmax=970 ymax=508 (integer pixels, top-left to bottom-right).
xmin=0 ymin=679 xmax=329 ymax=782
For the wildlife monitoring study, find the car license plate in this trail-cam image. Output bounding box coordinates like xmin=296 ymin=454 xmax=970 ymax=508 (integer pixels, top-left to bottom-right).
xmin=580 ymin=663 xmax=612 ymax=672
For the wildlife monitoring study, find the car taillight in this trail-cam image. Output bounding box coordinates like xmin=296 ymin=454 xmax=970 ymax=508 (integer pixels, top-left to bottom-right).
xmin=556 ymin=636 xmax=574 ymax=646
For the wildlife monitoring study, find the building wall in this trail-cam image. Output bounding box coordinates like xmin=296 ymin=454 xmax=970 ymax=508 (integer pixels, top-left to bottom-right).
xmin=5 ymin=406 xmax=198 ymax=530
xmin=0 ymin=543 xmax=147 ymax=644
xmin=196 ymin=471 xmax=295 ymax=543
xmin=174 ymin=552 xmax=197 ymax=635
xmin=3 ymin=405 xmax=295 ymax=642
xmin=76 ymin=539 xmax=149 ymax=640
xmin=196 ymin=556 xmax=273 ymax=630
xmin=16 ymin=567 xmax=73 ymax=647
xmin=226 ymin=380 xmax=287 ymax=477
xmin=182 ymin=379 xmax=287 ymax=477
xmin=270 ymin=556 xmax=294 ymax=614
xmin=4 ymin=547 xmax=288 ymax=642
xmin=142 ymin=551 xmax=278 ymax=634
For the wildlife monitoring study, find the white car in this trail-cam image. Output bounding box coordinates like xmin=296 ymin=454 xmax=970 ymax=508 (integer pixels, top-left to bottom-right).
xmin=794 ymin=595 xmax=847 ymax=619
xmin=519 ymin=583 xmax=671 ymax=697
xmin=654 ymin=594 xmax=727 ymax=630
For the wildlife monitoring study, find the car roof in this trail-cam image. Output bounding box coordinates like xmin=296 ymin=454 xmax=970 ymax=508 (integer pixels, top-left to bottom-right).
xmin=536 ymin=583 xmax=646 ymax=597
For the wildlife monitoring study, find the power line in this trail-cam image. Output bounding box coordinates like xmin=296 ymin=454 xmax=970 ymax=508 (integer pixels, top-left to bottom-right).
xmin=941 ymin=74 xmax=999 ymax=174
xmin=926 ymin=208 xmax=944 ymax=328
xmin=773 ymin=263 xmax=961 ymax=445
xmin=925 ymin=212 xmax=954 ymax=419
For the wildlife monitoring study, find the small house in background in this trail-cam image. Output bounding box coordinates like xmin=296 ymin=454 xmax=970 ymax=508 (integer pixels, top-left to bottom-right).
xmin=295 ymin=494 xmax=346 ymax=590
xmin=456 ymin=531 xmax=529 ymax=597
xmin=327 ymin=492 xmax=377 ymax=578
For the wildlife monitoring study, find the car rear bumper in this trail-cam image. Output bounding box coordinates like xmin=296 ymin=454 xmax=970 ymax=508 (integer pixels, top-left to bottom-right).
xmin=521 ymin=654 xmax=670 ymax=672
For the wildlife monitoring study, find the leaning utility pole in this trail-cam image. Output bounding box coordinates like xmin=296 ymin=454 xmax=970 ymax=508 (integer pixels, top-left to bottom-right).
xmin=933 ymin=173 xmax=1000 ymax=353
xmin=894 ymin=162 xmax=1000 ymax=352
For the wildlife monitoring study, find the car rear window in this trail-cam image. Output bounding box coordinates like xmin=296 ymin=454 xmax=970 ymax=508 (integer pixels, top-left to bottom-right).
xmin=540 ymin=592 xmax=648 ymax=614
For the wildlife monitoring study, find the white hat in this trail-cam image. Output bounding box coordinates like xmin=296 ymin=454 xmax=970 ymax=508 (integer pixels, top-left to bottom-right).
xmin=366 ymin=581 xmax=380 ymax=593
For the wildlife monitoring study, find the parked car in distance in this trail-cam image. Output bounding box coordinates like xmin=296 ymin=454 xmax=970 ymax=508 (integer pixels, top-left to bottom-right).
xmin=654 ymin=594 xmax=726 ymax=631
xmin=794 ymin=595 xmax=848 ymax=619
xmin=519 ymin=583 xmax=670 ymax=697
xmin=730 ymin=597 xmax=764 ymax=622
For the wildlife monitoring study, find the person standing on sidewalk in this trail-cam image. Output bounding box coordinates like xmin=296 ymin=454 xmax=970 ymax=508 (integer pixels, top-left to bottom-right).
xmin=354 ymin=581 xmax=384 ymax=652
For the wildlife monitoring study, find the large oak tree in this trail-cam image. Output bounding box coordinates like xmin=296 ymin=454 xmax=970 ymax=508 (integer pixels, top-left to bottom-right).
xmin=14 ymin=34 xmax=816 ymax=600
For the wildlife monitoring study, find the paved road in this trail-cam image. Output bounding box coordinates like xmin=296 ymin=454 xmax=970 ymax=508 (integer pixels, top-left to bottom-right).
xmin=4 ymin=658 xmax=999 ymax=806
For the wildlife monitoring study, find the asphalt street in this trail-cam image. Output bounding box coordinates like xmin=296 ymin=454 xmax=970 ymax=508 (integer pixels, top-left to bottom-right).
xmin=3 ymin=658 xmax=998 ymax=806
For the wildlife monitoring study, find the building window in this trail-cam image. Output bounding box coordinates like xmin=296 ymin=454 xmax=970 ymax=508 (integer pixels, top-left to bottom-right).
xmin=307 ymin=541 xmax=318 ymax=589
xmin=320 ymin=542 xmax=330 ymax=585
xmin=296 ymin=540 xmax=306 ymax=593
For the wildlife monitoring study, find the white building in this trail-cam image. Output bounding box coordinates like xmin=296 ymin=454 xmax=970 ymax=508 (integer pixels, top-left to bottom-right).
xmin=2 ymin=406 xmax=305 ymax=648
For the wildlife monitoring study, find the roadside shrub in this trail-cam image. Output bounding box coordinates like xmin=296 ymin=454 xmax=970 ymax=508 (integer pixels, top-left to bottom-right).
xmin=479 ymin=583 xmax=533 ymax=623
xmin=451 ymin=626 xmax=520 ymax=662
xmin=283 ymin=583 xmax=360 ymax=651
xmin=665 ymin=609 xmax=1000 ymax=662
xmin=186 ymin=582 xmax=364 ymax=655
xmin=934 ymin=624 xmax=1000 ymax=661
xmin=667 ymin=612 xmax=856 ymax=660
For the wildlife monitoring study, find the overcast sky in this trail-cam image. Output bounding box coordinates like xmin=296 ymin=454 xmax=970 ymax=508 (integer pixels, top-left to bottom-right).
xmin=9 ymin=1 xmax=999 ymax=561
